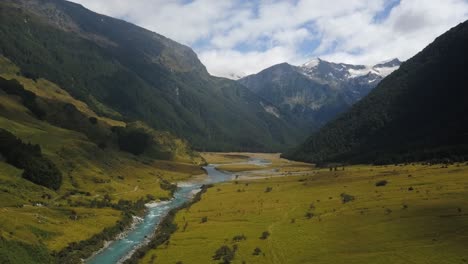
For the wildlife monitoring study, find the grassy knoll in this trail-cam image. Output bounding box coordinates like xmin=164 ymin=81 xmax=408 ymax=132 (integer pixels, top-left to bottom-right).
xmin=142 ymin=160 xmax=468 ymax=264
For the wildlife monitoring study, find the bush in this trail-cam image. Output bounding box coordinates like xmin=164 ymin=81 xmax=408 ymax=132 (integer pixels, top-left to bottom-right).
xmin=252 ymin=247 xmax=262 ymax=256
xmin=88 ymin=117 xmax=98 ymax=125
xmin=375 ymin=180 xmax=388 ymax=187
xmin=212 ymin=245 xmax=235 ymax=264
xmin=160 ymin=179 xmax=177 ymax=195
xmin=232 ymin=234 xmax=247 ymax=242
xmin=259 ymin=231 xmax=270 ymax=240
xmin=201 ymin=216 xmax=208 ymax=223
xmin=340 ymin=193 xmax=355 ymax=203
xmin=264 ymin=187 xmax=273 ymax=193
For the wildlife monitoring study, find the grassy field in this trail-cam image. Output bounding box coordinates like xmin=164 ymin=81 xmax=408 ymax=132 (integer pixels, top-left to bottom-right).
xmin=142 ymin=153 xmax=468 ymax=264
xmin=0 ymin=113 xmax=203 ymax=254
xmin=202 ymin=152 xmax=313 ymax=174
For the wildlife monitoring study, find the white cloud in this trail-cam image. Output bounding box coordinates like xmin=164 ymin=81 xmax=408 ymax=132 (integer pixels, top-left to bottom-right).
xmin=69 ymin=0 xmax=468 ymax=78
xmin=319 ymin=0 xmax=468 ymax=65
xmin=199 ymin=46 xmax=298 ymax=78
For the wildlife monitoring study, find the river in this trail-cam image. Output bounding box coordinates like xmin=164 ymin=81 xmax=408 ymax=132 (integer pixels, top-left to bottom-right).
xmin=86 ymin=164 xmax=236 ymax=264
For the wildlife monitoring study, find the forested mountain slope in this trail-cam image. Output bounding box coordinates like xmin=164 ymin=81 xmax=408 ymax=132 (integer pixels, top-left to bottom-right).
xmin=0 ymin=0 xmax=302 ymax=152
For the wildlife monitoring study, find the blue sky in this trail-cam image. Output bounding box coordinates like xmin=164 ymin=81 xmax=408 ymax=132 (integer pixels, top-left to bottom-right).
xmin=69 ymin=0 xmax=468 ymax=78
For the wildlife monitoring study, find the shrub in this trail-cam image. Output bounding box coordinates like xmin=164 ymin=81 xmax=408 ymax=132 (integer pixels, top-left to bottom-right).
xmin=375 ymin=180 xmax=388 ymax=187
xmin=201 ymin=216 xmax=208 ymax=223
xmin=259 ymin=231 xmax=270 ymax=240
xmin=252 ymin=247 xmax=262 ymax=256
xmin=88 ymin=117 xmax=98 ymax=125
xmin=340 ymin=193 xmax=355 ymax=203
xmin=160 ymin=179 xmax=177 ymax=195
xmin=212 ymin=245 xmax=235 ymax=264
xmin=264 ymin=187 xmax=273 ymax=193
xmin=232 ymin=234 xmax=247 ymax=242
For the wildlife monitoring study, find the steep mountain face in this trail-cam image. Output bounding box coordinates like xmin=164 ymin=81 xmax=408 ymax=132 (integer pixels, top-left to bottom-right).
xmin=0 ymin=0 xmax=302 ymax=152
xmin=239 ymin=58 xmax=401 ymax=130
xmin=284 ymin=20 xmax=468 ymax=164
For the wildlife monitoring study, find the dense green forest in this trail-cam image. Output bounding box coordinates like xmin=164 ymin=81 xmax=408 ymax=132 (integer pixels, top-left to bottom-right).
xmin=284 ymin=20 xmax=468 ymax=164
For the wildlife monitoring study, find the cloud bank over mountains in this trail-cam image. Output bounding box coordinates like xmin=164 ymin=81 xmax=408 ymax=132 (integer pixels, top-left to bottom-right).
xmin=69 ymin=0 xmax=468 ymax=78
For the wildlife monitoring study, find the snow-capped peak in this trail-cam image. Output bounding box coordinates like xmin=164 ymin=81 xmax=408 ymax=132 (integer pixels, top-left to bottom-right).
xmin=302 ymin=58 xmax=321 ymax=68
xmin=347 ymin=59 xmax=401 ymax=79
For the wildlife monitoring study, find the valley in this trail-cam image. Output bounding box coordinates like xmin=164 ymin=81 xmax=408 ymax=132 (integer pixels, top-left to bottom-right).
xmin=0 ymin=1 xmax=467 ymax=263
xmin=138 ymin=153 xmax=468 ymax=264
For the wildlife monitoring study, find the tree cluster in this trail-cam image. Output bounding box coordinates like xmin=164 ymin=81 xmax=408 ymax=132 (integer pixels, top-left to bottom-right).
xmin=0 ymin=129 xmax=62 ymax=190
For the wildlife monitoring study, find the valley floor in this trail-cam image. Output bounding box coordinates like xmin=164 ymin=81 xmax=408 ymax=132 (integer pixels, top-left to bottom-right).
xmin=140 ymin=153 xmax=468 ymax=264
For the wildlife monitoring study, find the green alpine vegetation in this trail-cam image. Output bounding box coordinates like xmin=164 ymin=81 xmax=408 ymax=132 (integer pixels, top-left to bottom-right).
xmin=0 ymin=0 xmax=304 ymax=152
xmin=284 ymin=20 xmax=468 ymax=165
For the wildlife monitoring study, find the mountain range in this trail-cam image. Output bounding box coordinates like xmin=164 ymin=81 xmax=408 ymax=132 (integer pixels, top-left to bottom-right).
xmin=239 ymin=58 xmax=401 ymax=131
xmin=0 ymin=0 xmax=403 ymax=153
xmin=284 ymin=20 xmax=468 ymax=164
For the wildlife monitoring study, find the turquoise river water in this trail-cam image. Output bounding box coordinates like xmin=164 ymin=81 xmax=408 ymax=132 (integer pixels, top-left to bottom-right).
xmin=87 ymin=165 xmax=233 ymax=264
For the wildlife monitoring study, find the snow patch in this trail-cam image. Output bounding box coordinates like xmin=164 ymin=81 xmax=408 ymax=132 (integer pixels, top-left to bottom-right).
xmin=302 ymin=58 xmax=320 ymax=68
xmin=260 ymin=102 xmax=280 ymax=118
xmin=348 ymin=65 xmax=399 ymax=78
